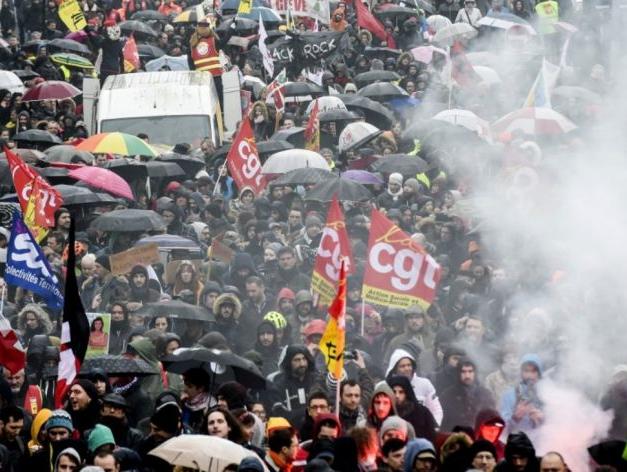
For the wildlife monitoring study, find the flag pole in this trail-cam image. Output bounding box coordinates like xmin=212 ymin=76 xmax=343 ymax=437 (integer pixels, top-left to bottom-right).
xmin=360 ymin=298 xmax=365 ymax=337
xmin=0 ymin=283 xmax=5 ymax=316
xmin=334 ymin=371 xmax=341 ymax=415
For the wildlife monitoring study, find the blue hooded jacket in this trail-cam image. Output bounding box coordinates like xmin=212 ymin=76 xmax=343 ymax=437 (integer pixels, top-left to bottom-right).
xmin=500 ymin=353 xmax=543 ymax=432
xmin=404 ymin=438 xmax=437 ymax=472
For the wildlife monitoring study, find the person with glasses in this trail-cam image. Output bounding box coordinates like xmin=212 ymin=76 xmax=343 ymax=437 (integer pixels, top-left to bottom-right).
xmin=298 ymin=391 xmax=330 ymax=441
xmin=455 ymin=0 xmax=483 ymax=27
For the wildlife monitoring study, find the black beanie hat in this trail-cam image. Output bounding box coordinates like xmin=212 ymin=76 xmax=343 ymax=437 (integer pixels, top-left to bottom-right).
xmin=150 ymin=402 xmax=181 ymax=435
xmin=215 ymin=381 xmax=248 ymax=410
xmin=469 ymin=439 xmax=497 ymax=460
xmin=95 ymin=255 xmax=111 ymax=271
xmin=73 ymin=378 xmax=99 ymax=403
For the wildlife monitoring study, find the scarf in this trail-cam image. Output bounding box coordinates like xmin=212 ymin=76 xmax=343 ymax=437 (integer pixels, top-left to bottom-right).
xmin=112 ymin=376 xmax=139 ymax=395
xmin=269 ymin=450 xmax=293 ymax=472
xmin=186 ymin=391 xmax=211 ymax=412
xmin=387 ymin=187 xmax=403 ymax=200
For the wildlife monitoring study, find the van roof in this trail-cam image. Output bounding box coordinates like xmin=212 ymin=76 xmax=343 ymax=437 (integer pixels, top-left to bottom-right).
xmin=102 ymin=71 xmax=213 ymax=90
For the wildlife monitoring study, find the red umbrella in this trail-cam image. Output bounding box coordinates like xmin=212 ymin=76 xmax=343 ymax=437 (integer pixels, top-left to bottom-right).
xmin=22 ymin=80 xmax=81 ymax=102
xmin=68 ymin=166 xmax=134 ymax=200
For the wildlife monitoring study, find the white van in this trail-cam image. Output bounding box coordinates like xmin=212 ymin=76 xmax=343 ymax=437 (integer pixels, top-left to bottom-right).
xmin=83 ymin=71 xmax=233 ymax=147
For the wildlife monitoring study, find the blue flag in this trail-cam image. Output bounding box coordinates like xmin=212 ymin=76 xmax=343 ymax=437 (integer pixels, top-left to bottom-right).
xmin=5 ymin=211 xmax=64 ymax=309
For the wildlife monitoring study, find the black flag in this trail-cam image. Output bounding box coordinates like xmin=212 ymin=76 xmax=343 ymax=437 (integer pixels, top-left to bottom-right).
xmin=55 ymin=218 xmax=90 ymax=407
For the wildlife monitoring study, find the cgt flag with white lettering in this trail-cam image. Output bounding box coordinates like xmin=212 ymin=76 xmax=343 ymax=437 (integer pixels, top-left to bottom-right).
xmin=226 ymin=118 xmax=266 ymax=196
xmin=5 ymin=210 xmax=64 ymax=309
xmin=311 ymin=196 xmax=353 ymax=305
xmin=362 ymin=209 xmax=441 ymax=309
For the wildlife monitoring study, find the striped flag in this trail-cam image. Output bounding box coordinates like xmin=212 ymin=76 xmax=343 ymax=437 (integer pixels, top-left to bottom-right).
xmin=304 ymin=99 xmax=320 ymax=151
xmin=523 ymin=59 xmax=560 ymax=108
xmin=258 ymin=17 xmax=274 ymax=78
xmin=319 ymin=258 xmax=347 ymax=380
xmin=55 ymin=219 xmax=90 ymax=408
xmin=266 ymin=68 xmax=287 ymax=113
xmin=0 ymin=288 xmax=25 ymax=375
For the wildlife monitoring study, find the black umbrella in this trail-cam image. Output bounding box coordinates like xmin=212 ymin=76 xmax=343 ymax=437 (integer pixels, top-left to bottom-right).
xmin=0 ymin=148 xmax=46 ymax=164
xmin=156 ymin=153 xmax=206 ymax=176
xmin=283 ymin=81 xmax=325 ymax=98
xmin=14 ymin=129 xmax=62 ymax=145
xmin=270 ymin=127 xmax=334 ymax=149
xmin=358 ymin=82 xmax=408 ymax=101
xmin=162 ymin=348 xmax=266 ymax=389
xmin=145 ymin=161 xmax=186 ymax=178
xmin=44 ymin=144 xmax=94 ymax=164
xmin=35 ymin=166 xmax=73 ymax=185
xmin=403 ymin=0 xmax=435 ymax=13
xmin=363 ymin=46 xmax=402 ymax=60
xmin=375 ymin=5 xmax=421 ymax=20
xmin=119 ymin=20 xmax=159 ymax=39
xmin=103 ymin=158 xmax=148 ymax=180
xmin=354 ymin=70 xmax=401 ymax=88
xmin=319 ymin=109 xmax=360 ymax=123
xmin=22 ymin=40 xmax=48 ymax=53
xmin=272 ymin=167 xmax=334 ymax=186
xmin=337 ymin=94 xmax=395 ymax=129
xmin=131 ymin=9 xmax=169 ymax=21
xmin=588 ymin=440 xmax=627 ymax=470
xmin=81 ymin=355 xmax=160 ymax=376
xmin=134 ymin=300 xmax=216 ymax=322
xmin=48 ymin=38 xmax=91 ymax=55
xmin=0 ymin=159 xmax=11 ymax=186
xmin=305 ymin=176 xmax=372 ymax=202
xmin=370 ymin=155 xmax=428 ymax=176
xmin=256 ymin=140 xmax=294 ymax=158
xmin=215 ymin=17 xmax=259 ymax=34
xmin=54 ymin=184 xmax=118 ymax=206
xmin=90 ymin=209 xmax=165 ymax=232
xmin=12 ymin=69 xmax=40 ymax=80
xmin=137 ymin=43 xmax=166 ymax=59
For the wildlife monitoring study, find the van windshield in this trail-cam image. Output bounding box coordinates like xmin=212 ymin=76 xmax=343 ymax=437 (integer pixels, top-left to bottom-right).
xmin=101 ymin=115 xmax=211 ymax=146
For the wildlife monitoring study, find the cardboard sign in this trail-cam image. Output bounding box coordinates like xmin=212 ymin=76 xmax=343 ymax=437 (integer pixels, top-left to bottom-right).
xmin=58 ymin=0 xmax=87 ymax=32
xmin=109 ymin=243 xmax=160 ymax=276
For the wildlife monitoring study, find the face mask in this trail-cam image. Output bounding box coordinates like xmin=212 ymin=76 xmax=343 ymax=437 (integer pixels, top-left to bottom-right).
xmin=107 ymin=25 xmax=121 ymax=41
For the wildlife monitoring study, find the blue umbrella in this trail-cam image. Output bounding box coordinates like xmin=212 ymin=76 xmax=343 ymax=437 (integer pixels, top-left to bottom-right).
xmin=238 ymin=7 xmax=281 ymax=23
xmin=387 ymin=96 xmax=421 ymax=112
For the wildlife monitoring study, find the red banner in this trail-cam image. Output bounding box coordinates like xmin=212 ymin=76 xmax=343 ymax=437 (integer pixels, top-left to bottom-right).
xmin=123 ymin=33 xmax=140 ymax=72
xmin=362 ymin=209 xmax=441 ymax=309
xmin=311 ymin=196 xmax=353 ymax=305
xmin=4 ymin=146 xmax=36 ymax=212
xmin=33 ymin=176 xmax=62 ymax=228
xmin=226 ymin=118 xmax=266 ymax=196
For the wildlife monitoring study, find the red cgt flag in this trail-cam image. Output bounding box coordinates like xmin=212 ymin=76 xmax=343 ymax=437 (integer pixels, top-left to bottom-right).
xmin=311 ymin=196 xmax=353 ymax=305
xmin=4 ymin=146 xmax=36 ymax=212
xmin=123 ymin=33 xmax=140 ymax=72
xmin=362 ymin=209 xmax=441 ymax=309
xmin=226 ymin=118 xmax=266 ymax=196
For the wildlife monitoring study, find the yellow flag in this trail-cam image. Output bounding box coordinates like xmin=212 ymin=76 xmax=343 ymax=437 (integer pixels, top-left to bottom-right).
xmin=58 ymin=0 xmax=87 ymax=32
xmin=24 ymin=189 xmax=48 ymax=243
xmin=319 ymin=259 xmax=347 ymax=380
xmin=238 ymin=0 xmax=252 ymax=15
